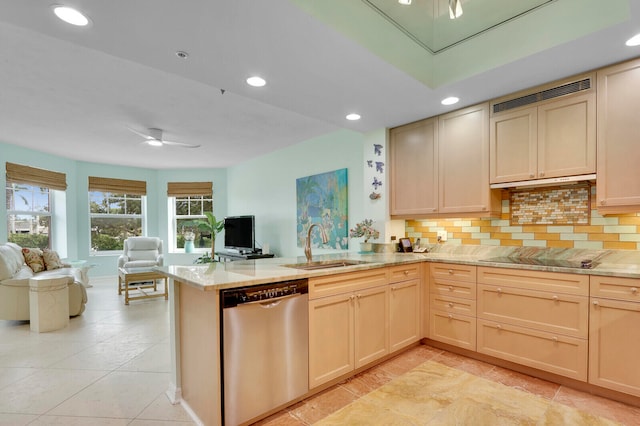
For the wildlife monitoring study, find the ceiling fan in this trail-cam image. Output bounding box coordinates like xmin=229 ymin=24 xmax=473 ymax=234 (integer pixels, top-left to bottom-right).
xmin=128 ymin=127 xmax=201 ymax=148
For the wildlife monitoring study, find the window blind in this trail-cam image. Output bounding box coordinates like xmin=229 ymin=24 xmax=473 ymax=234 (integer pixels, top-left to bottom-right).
xmin=5 ymin=162 xmax=67 ymax=191
xmin=167 ymin=181 xmax=212 ymax=197
xmin=88 ymin=176 xmax=147 ymax=195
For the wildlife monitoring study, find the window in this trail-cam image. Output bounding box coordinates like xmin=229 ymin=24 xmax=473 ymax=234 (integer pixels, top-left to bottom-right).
xmin=167 ymin=182 xmax=213 ymax=252
xmin=89 ymin=177 xmax=146 ymax=253
xmin=6 ymin=183 xmax=52 ymax=249
xmin=5 ymin=162 xmax=67 ymax=249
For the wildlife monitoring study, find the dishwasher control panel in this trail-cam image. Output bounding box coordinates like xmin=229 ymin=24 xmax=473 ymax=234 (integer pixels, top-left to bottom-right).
xmin=221 ymin=279 xmax=308 ymax=308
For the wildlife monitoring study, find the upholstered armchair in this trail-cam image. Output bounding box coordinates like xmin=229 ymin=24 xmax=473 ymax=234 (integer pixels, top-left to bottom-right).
xmin=118 ymin=237 xmax=164 ymax=269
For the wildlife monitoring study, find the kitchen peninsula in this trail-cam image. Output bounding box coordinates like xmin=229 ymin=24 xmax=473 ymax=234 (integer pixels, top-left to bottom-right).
xmin=158 ymin=246 xmax=640 ymax=425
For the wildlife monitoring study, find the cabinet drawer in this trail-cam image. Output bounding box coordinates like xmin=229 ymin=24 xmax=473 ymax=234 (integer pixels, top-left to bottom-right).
xmin=388 ymin=263 xmax=421 ymax=283
xmin=430 ymin=293 xmax=476 ymax=316
xmin=430 ymin=278 xmax=476 ymax=300
xmin=477 ymin=319 xmax=587 ymax=381
xmin=477 ymin=284 xmax=588 ymax=338
xmin=477 ymin=266 xmax=589 ymax=296
xmin=429 ymin=310 xmax=476 ymax=351
xmin=431 ymin=263 xmax=476 ymax=283
xmin=309 ymin=268 xmax=388 ymax=300
xmin=590 ymin=275 xmax=640 ymax=302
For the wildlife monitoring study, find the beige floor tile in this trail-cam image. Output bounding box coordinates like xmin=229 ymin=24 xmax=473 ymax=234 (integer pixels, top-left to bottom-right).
xmin=0 ymin=413 xmax=38 ymax=425
xmin=0 ymin=368 xmax=107 ymax=414
xmin=338 ymin=364 xmax=398 ymax=397
xmin=0 ymin=367 xmax=37 ymax=390
xmin=48 ymin=371 xmax=170 ymax=418
xmin=117 ymin=342 xmax=171 ymax=373
xmin=542 ymin=402 xmax=622 ymax=426
xmin=128 ymin=420 xmax=195 ymax=425
xmin=136 ymin=392 xmax=194 ymax=422
xmin=49 ymin=341 xmax=154 ymax=371
xmin=432 ymin=349 xmax=495 ymax=377
xmin=0 ymin=340 xmax=93 ymax=368
xmin=29 ymin=416 xmax=131 ymax=425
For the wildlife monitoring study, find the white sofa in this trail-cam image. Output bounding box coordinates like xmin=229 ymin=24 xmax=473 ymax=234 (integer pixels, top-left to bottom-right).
xmin=0 ymin=242 xmax=88 ymax=320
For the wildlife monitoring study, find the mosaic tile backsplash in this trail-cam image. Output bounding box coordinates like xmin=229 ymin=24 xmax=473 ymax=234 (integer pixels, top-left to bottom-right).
xmin=406 ymin=186 xmax=640 ymax=250
xmin=510 ymin=184 xmax=590 ymax=225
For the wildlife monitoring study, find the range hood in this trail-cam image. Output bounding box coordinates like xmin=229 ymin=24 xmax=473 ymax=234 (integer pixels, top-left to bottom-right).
xmin=490 ymin=174 xmax=596 ymax=189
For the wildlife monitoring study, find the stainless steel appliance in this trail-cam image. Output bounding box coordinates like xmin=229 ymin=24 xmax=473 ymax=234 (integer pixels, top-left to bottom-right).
xmin=220 ymin=279 xmax=309 ymax=425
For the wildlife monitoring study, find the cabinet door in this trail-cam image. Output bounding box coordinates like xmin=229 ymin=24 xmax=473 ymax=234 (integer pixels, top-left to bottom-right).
xmin=597 ymin=58 xmax=640 ymax=213
xmin=354 ymin=285 xmax=389 ymax=368
xmin=389 ymin=279 xmax=421 ymax=352
xmin=438 ymin=103 xmax=499 ymax=215
xmin=538 ymin=92 xmax=596 ymax=179
xmin=309 ymin=293 xmax=354 ymax=388
xmin=389 ymin=118 xmax=438 ymax=216
xmin=489 ymin=107 xmax=537 ymax=183
xmin=589 ymin=298 xmax=640 ymax=397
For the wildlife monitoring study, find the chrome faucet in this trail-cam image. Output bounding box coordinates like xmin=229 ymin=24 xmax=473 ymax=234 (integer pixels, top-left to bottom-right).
xmin=305 ymin=223 xmax=329 ymax=263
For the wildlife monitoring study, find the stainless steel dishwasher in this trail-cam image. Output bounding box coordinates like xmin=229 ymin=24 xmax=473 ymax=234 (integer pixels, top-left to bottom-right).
xmin=220 ymin=279 xmax=309 ymax=426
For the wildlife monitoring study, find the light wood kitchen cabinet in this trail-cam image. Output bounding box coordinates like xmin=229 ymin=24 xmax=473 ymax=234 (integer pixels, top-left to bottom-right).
xmin=490 ymin=89 xmax=595 ymax=184
xmin=308 ymin=269 xmax=389 ymax=389
xmin=476 ymin=267 xmax=589 ymax=381
xmin=389 ymin=118 xmax=438 ymax=216
xmin=438 ymin=103 xmax=501 ymax=216
xmin=589 ymin=275 xmax=640 ymax=397
xmin=429 ymin=263 xmax=477 ymax=350
xmin=596 ymin=58 xmax=640 ymax=213
xmin=388 ymin=264 xmax=422 ymax=352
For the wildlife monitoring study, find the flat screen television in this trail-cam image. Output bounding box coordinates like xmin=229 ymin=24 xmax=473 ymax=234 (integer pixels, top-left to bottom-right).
xmin=224 ymin=215 xmax=255 ymax=253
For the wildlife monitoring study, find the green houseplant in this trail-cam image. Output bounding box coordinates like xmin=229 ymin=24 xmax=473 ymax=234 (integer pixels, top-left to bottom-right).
xmin=193 ymin=212 xmax=224 ymax=264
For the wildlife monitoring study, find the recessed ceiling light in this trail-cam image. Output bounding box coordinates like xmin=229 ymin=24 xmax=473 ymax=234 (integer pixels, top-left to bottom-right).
xmin=441 ymin=96 xmax=459 ymax=106
xmin=175 ymin=51 xmax=189 ymax=59
xmin=346 ymin=113 xmax=361 ymax=121
xmin=398 ymin=0 xmax=412 ymax=5
xmin=147 ymin=139 xmax=163 ymax=147
xmin=625 ymin=33 xmax=640 ymax=46
xmin=246 ymin=76 xmax=266 ymax=87
xmin=52 ymin=5 xmax=90 ymax=26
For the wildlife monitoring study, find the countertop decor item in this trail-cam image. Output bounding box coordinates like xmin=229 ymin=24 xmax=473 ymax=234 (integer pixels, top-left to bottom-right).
xmin=350 ymin=219 xmax=380 ymax=253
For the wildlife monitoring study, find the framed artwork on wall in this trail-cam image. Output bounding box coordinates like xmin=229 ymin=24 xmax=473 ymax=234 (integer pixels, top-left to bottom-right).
xmin=296 ymin=168 xmax=348 ymax=249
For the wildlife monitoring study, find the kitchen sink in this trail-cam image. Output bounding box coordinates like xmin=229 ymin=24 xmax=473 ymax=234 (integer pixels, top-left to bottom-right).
xmin=283 ymin=259 xmax=369 ymax=270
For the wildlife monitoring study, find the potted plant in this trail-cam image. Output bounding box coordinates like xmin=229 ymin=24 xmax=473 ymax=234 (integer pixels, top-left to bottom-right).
xmin=349 ymin=219 xmax=380 ymax=253
xmin=194 ymin=212 xmax=224 ymax=264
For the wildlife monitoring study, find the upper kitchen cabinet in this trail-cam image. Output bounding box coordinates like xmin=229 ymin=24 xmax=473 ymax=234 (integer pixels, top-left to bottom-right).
xmin=439 ymin=103 xmax=501 ymax=216
xmin=389 ymin=117 xmax=438 ymax=216
xmin=489 ymin=75 xmax=596 ymax=185
xmin=597 ymin=58 xmax=640 ymax=213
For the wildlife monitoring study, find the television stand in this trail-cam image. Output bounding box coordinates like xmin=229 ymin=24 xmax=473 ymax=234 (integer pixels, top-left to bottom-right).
xmin=215 ymin=250 xmax=275 ymax=262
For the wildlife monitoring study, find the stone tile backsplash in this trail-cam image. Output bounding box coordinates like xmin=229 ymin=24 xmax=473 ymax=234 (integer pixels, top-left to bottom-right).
xmin=406 ymin=186 xmax=640 ymax=250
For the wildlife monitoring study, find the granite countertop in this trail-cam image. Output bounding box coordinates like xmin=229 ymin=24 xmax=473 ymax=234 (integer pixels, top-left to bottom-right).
xmin=156 ymin=245 xmax=640 ymax=291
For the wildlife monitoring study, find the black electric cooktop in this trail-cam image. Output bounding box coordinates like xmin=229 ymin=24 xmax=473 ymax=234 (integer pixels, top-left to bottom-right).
xmin=481 ymin=257 xmax=597 ymax=269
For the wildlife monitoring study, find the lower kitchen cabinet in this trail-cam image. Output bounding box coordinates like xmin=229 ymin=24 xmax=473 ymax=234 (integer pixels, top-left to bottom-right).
xmin=589 ymin=275 xmax=640 ymax=397
xmin=389 ymin=278 xmax=421 ymax=353
xmin=429 ymin=263 xmax=477 ymax=350
xmin=308 ymin=284 xmax=389 ymax=389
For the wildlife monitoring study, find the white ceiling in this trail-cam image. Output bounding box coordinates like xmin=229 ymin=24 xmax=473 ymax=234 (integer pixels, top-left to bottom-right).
xmin=1 ymin=0 xmax=640 ymax=169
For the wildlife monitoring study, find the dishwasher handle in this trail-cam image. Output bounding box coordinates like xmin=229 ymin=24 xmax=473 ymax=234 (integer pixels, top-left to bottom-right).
xmin=241 ymin=292 xmax=301 ymax=307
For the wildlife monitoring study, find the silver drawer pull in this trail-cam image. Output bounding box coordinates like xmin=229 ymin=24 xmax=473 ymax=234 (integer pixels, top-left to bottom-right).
xmin=497 ymin=288 xmax=502 ymax=294
xmin=631 ymin=287 xmax=638 ymax=294
xmin=552 ymin=295 xmax=559 ymax=301
xmin=496 ymin=324 xmax=502 ymax=330
xmin=448 ymin=314 xmax=453 ymax=319
xmin=448 ymin=269 xmax=453 ymax=274
xmin=448 ymin=286 xmax=454 ymax=292
xmin=552 ymin=336 xmax=558 ymax=342
xmin=592 ymin=300 xmax=599 ymax=306
xmin=448 ymin=302 xmax=454 ymax=308
xmin=403 ymin=270 xmax=409 ymax=276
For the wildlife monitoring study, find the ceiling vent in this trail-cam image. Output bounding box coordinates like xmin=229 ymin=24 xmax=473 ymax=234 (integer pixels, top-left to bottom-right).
xmin=493 ymin=78 xmax=591 ymax=114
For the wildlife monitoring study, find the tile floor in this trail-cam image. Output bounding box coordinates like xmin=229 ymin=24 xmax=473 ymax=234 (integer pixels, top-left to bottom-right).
xmin=2 ymin=276 xmax=640 ymax=425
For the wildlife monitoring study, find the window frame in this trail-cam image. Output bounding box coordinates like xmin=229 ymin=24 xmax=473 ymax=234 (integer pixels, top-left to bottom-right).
xmin=89 ymin=190 xmax=146 ymax=255
xmin=169 ymin=194 xmax=213 ymax=253
xmin=6 ymin=182 xmax=53 ymax=249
